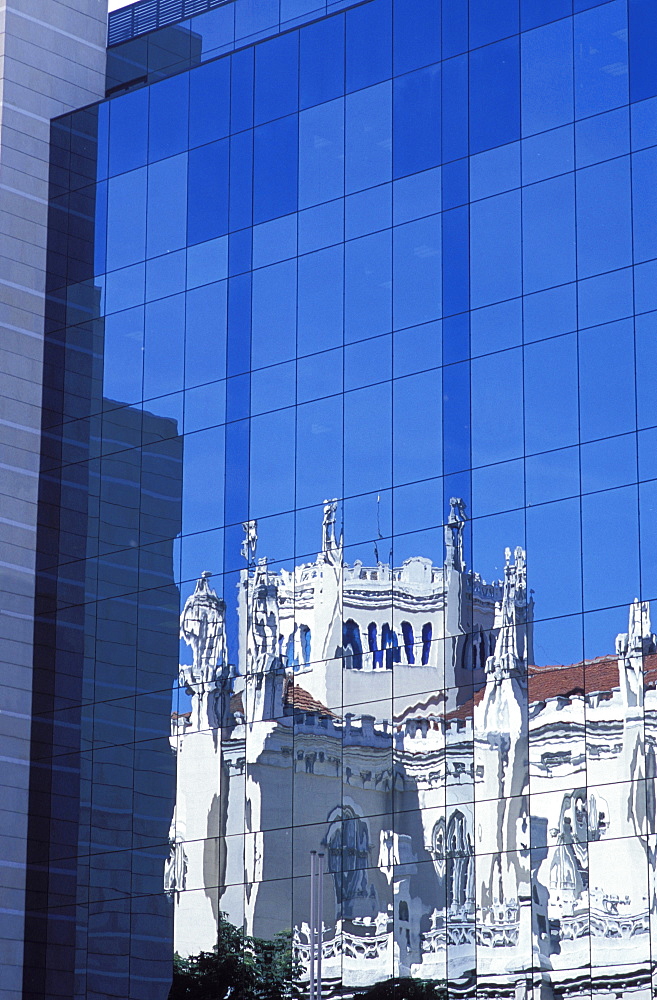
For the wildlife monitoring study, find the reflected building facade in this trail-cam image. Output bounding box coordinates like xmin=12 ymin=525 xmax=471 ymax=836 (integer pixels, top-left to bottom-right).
xmin=17 ymin=0 xmax=657 ymax=998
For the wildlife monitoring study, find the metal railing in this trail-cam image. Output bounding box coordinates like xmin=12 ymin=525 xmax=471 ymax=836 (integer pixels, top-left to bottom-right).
xmin=108 ymin=0 xmax=233 ymax=46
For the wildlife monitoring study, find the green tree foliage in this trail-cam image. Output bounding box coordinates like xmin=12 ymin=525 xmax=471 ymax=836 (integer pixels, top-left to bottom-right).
xmin=168 ymin=913 xmax=303 ymax=1000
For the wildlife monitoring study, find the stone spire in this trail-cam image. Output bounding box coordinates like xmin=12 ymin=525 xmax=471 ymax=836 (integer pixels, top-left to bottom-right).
xmin=444 ymin=497 xmax=466 ymax=572
xmin=486 ymin=546 xmax=527 ymax=682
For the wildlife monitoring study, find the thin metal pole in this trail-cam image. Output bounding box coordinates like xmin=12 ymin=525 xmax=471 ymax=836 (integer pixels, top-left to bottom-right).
xmin=309 ymin=851 xmax=316 ymax=1000
xmin=317 ymin=853 xmax=324 ymax=1000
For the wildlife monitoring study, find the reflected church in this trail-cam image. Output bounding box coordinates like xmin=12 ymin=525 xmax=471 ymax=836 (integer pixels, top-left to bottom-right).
xmin=166 ymin=501 xmax=657 ymax=999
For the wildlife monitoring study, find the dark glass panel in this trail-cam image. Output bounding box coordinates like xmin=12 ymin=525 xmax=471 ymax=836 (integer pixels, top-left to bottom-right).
xmin=299 ymin=13 xmax=345 ymax=109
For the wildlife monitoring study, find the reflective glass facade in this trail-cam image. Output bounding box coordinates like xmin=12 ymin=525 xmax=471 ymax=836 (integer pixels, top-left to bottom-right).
xmin=30 ymin=1 xmax=657 ymax=998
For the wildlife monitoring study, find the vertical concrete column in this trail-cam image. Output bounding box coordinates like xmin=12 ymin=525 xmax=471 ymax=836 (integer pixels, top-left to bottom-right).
xmin=0 ymin=2 xmax=106 ymax=995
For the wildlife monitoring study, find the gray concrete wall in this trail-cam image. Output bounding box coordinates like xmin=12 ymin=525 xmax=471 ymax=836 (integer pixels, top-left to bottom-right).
xmin=0 ymin=2 xmax=106 ymax=995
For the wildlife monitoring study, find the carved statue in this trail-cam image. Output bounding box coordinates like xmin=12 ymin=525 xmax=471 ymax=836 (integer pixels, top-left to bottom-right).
xmin=322 ymin=499 xmax=338 ymax=554
xmin=241 ymin=520 xmax=258 ymax=564
xmin=179 ymin=572 xmax=229 ymax=729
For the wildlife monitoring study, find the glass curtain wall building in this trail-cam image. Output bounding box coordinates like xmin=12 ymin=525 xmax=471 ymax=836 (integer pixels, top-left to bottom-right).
xmin=27 ymin=0 xmax=657 ymax=997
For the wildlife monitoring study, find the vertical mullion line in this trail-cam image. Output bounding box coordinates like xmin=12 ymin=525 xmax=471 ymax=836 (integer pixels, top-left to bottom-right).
xmin=293 ymin=23 xmax=300 ymax=973
xmin=626 ymin=14 xmax=651 ymax=989
xmin=465 ymin=5 xmax=475 ymax=987
xmin=571 ymin=9 xmax=593 ymax=984
xmin=130 ymin=81 xmax=152 ymax=982
xmin=517 ymin=6 xmax=532 ymax=993
xmin=340 ymin=12 xmax=347 ymax=990
xmin=390 ymin=0 xmax=396 ymax=915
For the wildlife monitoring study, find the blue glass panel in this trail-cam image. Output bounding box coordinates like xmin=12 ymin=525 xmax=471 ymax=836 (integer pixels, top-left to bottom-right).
xmin=146 ymin=154 xmax=187 ymax=258
xmin=346 ymin=0 xmax=392 ymax=93
xmin=470 ymin=189 xmax=521 ymax=307
xmin=469 ymin=37 xmax=520 ymax=155
xmin=578 ymin=320 xmax=636 ymax=442
xmin=231 ymin=47 xmax=254 ymax=133
xmin=346 ymin=184 xmax=391 ymax=240
xmin=253 ymin=214 xmax=297 ymax=268
xmin=344 ymin=334 xmax=391 ymax=390
xmin=189 ymin=59 xmax=230 ymax=148
xmin=581 ymin=433 xmax=637 ymax=494
xmin=193 ymin=6 xmax=235 ymax=60
xmin=103 ymin=307 xmax=144 ymax=404
xmin=393 ymin=215 xmax=441 ymax=330
xmin=106 ymin=168 xmax=146 ymax=271
xmin=442 ymin=0 xmax=468 ymax=58
xmin=526 ymin=498 xmax=582 ymax=618
xmin=442 ymin=360 xmax=470 ymax=473
xmin=634 ymin=260 xmax=657 ymax=315
xmin=442 ymin=207 xmax=469 ymax=318
xmin=469 ymin=0 xmax=518 ymax=49
xmin=629 ymin=0 xmax=657 ymax=102
xmin=393 ymin=66 xmax=441 ymax=179
xmin=574 ymin=1 xmax=628 ymax=119
xmin=97 ymin=102 xmax=109 ymax=183
xmin=441 ymin=158 xmax=468 ymax=210
xmin=393 ymin=0 xmax=440 ymax=76
xmin=521 ymin=125 xmax=574 ymax=184
xmin=576 ymin=156 xmax=632 ymax=278
xmin=146 ymin=251 xmax=185 ymax=302
xmin=344 ymin=229 xmax=392 ymax=342
xmin=296 ymin=396 xmax=343 ymax=508
xmin=393 ymin=320 xmax=442 ymax=377
xmin=187 ymin=237 xmax=228 ymax=289
xmin=297 ymin=244 xmax=344 ymax=355
xmin=227 ymin=273 xmax=251 ymax=376
xmin=632 ymin=146 xmax=657 ymax=263
xmin=185 ymin=281 xmax=227 ymax=388
xmin=297 ymin=346 xmax=343 ymax=403
xmin=229 ymin=131 xmax=253 ymax=231
xmin=253 ymin=115 xmax=298 ymax=224
xmin=228 ymin=227 xmax=252 ymax=277
xmin=299 ymin=99 xmax=344 ymax=209
xmin=255 ymin=31 xmax=299 ymax=125
xmin=470 ymin=142 xmax=520 ymax=201
xmin=183 ymin=426 xmax=226 ymax=534
xmin=575 ymin=107 xmax=629 ymax=168
xmin=521 ymin=18 xmax=574 ymax=136
xmin=235 ymin=0 xmax=278 ymax=42
xmin=442 ymin=311 xmax=469 ymax=365
xmin=251 ymin=259 xmax=297 ymax=369
xmin=148 ymin=73 xmax=188 ymax=161
xmin=522 ymin=173 xmax=576 ymax=293
xmin=298 ymin=199 xmax=344 ymax=253
xmin=345 ymin=83 xmax=392 ymax=194
xmin=582 ymin=486 xmax=639 ymax=612
xmin=105 ymin=262 xmax=145 ymax=315
xmin=470 ymin=297 xmax=522 ymax=357
xmin=441 ymin=55 xmax=468 ymax=161
xmin=143 ymin=294 xmax=185 ymax=400
xmin=393 ymin=167 xmax=441 ymax=225
xmin=188 ymin=140 xmax=229 ymax=246
xmin=631 ymin=96 xmax=657 ymax=151
xmin=524 ymin=333 xmax=579 ymax=453
xmin=344 ymin=382 xmax=392 ymax=496
xmin=300 ymin=14 xmax=344 ymax=109
xmin=471 ymin=348 xmax=523 ymax=465
xmin=523 ymin=282 xmax=576 ymax=342
xmin=578 ymin=267 xmax=633 ymax=328
xmin=525 ymin=446 xmax=579 ymax=506
xmin=109 ymin=88 xmax=148 ymax=176
xmin=521 ymin=0 xmax=572 ymax=31
xmin=250 ymin=408 xmax=295 ymax=518
xmin=635 ymin=311 xmax=657 ymax=430
xmin=393 ymin=369 xmax=442 ymax=486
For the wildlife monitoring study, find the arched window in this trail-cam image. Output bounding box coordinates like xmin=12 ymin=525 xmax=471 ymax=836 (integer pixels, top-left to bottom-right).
xmin=421 ymin=622 xmax=432 ymax=665
xmin=446 ymin=810 xmax=474 ymax=910
xmin=326 ymin=806 xmax=371 ymax=918
xmin=381 ymin=622 xmax=401 ymax=670
xmin=342 ymin=619 xmax=363 ymax=670
xmin=398 ymin=900 xmax=409 ymax=922
xmin=367 ymin=622 xmax=383 ymax=669
xmin=401 ymin=621 xmax=415 ymax=664
xmin=300 ymin=624 xmax=311 ymax=666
